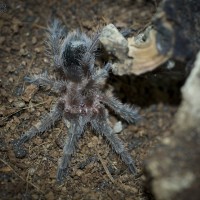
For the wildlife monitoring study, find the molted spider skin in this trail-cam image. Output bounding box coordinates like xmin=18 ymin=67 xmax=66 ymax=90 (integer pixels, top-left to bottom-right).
xmin=13 ymin=19 xmax=140 ymax=183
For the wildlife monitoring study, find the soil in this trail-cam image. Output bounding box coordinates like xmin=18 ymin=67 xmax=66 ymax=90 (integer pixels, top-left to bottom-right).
xmin=0 ymin=0 xmax=185 ymax=199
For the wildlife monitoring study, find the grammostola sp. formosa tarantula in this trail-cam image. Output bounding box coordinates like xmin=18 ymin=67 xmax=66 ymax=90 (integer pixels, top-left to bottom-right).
xmin=13 ymin=19 xmax=140 ymax=182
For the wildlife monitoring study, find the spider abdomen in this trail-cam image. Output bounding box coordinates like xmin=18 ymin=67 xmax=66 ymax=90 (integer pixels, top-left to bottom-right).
xmin=64 ymin=100 xmax=100 ymax=116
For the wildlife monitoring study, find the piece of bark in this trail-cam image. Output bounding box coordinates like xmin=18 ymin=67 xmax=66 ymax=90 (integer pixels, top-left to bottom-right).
xmin=99 ymin=24 xmax=128 ymax=61
xmin=100 ymin=0 xmax=200 ymax=75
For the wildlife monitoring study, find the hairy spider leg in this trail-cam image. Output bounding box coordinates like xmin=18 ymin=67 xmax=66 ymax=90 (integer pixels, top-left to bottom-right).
xmin=101 ymin=94 xmax=140 ymax=123
xmin=24 ymin=73 xmax=54 ymax=87
xmin=13 ymin=101 xmax=64 ymax=157
xmin=47 ymin=19 xmax=67 ymax=67
xmin=57 ymin=116 xmax=88 ymax=183
xmin=91 ymin=62 xmax=111 ymax=83
xmin=91 ymin=107 xmax=137 ymax=174
xmin=25 ymin=73 xmax=67 ymax=93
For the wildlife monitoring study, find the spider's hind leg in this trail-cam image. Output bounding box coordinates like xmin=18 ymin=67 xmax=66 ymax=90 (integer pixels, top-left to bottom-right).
xmin=101 ymin=94 xmax=141 ymax=124
xmin=13 ymin=101 xmax=64 ymax=158
xmin=56 ymin=116 xmax=87 ymax=183
xmin=91 ymin=108 xmax=137 ymax=174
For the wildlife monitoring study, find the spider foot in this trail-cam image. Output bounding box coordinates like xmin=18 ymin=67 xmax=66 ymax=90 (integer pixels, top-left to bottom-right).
xmin=56 ymin=168 xmax=68 ymax=184
xmin=12 ymin=139 xmax=27 ymax=158
xmin=128 ymin=163 xmax=137 ymax=174
xmin=24 ymin=76 xmax=33 ymax=83
xmin=120 ymin=151 xmax=137 ymax=174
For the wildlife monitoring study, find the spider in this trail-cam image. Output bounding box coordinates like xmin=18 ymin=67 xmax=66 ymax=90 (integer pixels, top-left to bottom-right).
xmin=13 ymin=19 xmax=140 ymax=183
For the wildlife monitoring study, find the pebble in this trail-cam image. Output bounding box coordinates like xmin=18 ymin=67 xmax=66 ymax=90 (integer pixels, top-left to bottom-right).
xmin=13 ymin=100 xmax=25 ymax=108
xmin=76 ymin=169 xmax=84 ymax=177
xmin=19 ymin=48 xmax=28 ymax=56
xmin=7 ymin=64 xmax=15 ymax=72
xmin=43 ymin=57 xmax=49 ymax=63
xmin=34 ymin=47 xmax=41 ymax=53
xmin=32 ymin=36 xmax=37 ymax=44
xmin=28 ymin=167 xmax=36 ymax=175
xmin=8 ymin=77 xmax=14 ymax=82
xmin=113 ymin=121 xmax=123 ymax=133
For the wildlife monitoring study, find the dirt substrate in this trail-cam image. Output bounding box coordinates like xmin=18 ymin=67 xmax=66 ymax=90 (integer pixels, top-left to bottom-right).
xmin=0 ymin=1 xmax=185 ymax=199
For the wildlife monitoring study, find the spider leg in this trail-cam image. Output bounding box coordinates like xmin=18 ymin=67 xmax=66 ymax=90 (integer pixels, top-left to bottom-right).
xmin=92 ymin=62 xmax=111 ymax=83
xmin=24 ymin=72 xmax=67 ymax=93
xmin=81 ymin=33 xmax=99 ymax=67
xmin=47 ymin=19 xmax=67 ymax=68
xmin=24 ymin=72 xmax=54 ymax=88
xmin=57 ymin=116 xmax=87 ymax=183
xmin=100 ymin=94 xmax=140 ymax=123
xmin=13 ymin=100 xmax=64 ymax=158
xmin=91 ymin=108 xmax=137 ymax=174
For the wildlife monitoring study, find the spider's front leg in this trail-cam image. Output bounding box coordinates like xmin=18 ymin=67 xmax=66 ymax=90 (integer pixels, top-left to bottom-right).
xmin=57 ymin=116 xmax=87 ymax=183
xmin=100 ymin=93 xmax=141 ymax=123
xmin=13 ymin=100 xmax=64 ymax=158
xmin=24 ymin=72 xmax=53 ymax=88
xmin=25 ymin=73 xmax=67 ymax=93
xmin=47 ymin=19 xmax=66 ymax=68
xmin=91 ymin=108 xmax=137 ymax=174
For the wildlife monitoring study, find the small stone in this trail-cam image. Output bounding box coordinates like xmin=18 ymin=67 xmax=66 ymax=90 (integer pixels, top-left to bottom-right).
xmin=0 ymin=166 xmax=12 ymax=172
xmin=43 ymin=57 xmax=49 ymax=63
xmin=7 ymin=64 xmax=15 ymax=72
xmin=9 ymin=77 xmax=14 ymax=82
xmin=8 ymin=98 xmax=14 ymax=103
xmin=11 ymin=18 xmax=22 ymax=33
xmin=32 ymin=36 xmax=37 ymax=44
xmin=19 ymin=48 xmax=28 ymax=56
xmin=13 ymin=100 xmax=25 ymax=108
xmin=21 ymin=61 xmax=27 ymax=66
xmin=34 ymin=47 xmax=41 ymax=53
xmin=87 ymin=142 xmax=93 ymax=148
xmin=76 ymin=169 xmax=84 ymax=177
xmin=113 ymin=121 xmax=123 ymax=133
xmin=28 ymin=167 xmax=36 ymax=175
xmin=20 ymin=42 xmax=26 ymax=48
xmin=87 ymin=136 xmax=99 ymax=148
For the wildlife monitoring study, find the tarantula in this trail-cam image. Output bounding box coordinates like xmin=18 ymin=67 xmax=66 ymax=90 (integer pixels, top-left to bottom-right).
xmin=13 ymin=19 xmax=140 ymax=183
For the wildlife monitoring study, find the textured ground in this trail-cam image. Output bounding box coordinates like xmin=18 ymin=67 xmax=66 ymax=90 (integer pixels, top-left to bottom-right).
xmin=0 ymin=1 xmax=185 ymax=199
